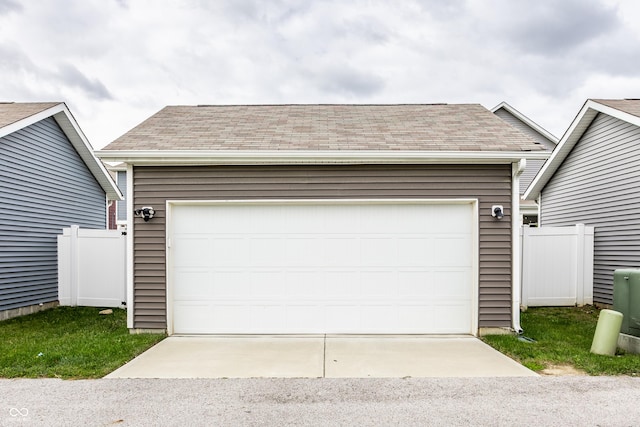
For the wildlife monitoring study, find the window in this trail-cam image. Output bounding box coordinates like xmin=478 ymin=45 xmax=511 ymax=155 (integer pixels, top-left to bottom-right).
xmin=523 ymin=214 xmax=538 ymax=227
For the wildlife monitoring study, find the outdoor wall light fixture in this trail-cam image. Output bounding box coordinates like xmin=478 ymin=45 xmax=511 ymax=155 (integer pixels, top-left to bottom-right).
xmin=491 ymin=205 xmax=504 ymax=220
xmin=135 ymin=206 xmax=155 ymax=222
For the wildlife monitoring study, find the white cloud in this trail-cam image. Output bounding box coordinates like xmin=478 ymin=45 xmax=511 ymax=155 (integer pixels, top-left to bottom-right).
xmin=0 ymin=0 xmax=638 ymax=147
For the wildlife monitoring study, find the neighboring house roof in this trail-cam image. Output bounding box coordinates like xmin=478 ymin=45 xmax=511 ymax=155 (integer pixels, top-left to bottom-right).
xmin=97 ymin=104 xmax=547 ymax=164
xmin=593 ymin=99 xmax=640 ymax=118
xmin=491 ymin=102 xmax=557 ymax=200
xmin=0 ymin=102 xmax=122 ymax=200
xmin=0 ymin=102 xmax=59 ymax=129
xmin=491 ymin=102 xmax=559 ymax=147
xmin=524 ymin=99 xmax=640 ymax=200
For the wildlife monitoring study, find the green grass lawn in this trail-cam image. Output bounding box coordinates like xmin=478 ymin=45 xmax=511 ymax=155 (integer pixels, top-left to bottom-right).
xmin=483 ymin=306 xmax=640 ymax=375
xmin=0 ymin=306 xmax=165 ymax=379
xmin=4 ymin=305 xmax=639 ymax=378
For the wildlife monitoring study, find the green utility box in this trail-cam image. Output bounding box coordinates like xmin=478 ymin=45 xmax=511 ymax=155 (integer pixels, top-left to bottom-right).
xmin=613 ymin=269 xmax=640 ymax=337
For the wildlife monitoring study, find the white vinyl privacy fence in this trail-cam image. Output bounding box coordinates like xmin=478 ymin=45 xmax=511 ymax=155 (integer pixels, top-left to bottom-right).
xmin=58 ymin=225 xmax=126 ymax=307
xmin=520 ymin=224 xmax=594 ymax=308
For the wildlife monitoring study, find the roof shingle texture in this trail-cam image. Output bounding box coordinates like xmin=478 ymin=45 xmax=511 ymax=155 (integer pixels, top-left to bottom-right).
xmin=0 ymin=102 xmax=59 ymax=129
xmin=593 ymin=99 xmax=640 ymax=119
xmin=103 ymin=104 xmax=544 ymax=152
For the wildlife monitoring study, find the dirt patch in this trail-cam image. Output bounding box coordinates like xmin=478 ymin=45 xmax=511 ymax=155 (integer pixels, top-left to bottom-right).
xmin=540 ymin=364 xmax=587 ymax=376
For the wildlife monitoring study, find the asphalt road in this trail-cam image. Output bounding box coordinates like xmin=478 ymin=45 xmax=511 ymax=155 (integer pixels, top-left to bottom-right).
xmin=2 ymin=376 xmax=640 ymax=426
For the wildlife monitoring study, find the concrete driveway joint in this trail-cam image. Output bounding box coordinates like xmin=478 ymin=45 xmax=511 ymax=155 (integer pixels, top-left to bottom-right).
xmin=106 ymin=335 xmax=536 ymax=379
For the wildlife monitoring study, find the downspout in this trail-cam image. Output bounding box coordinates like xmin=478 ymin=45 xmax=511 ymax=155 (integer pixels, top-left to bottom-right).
xmin=512 ymin=159 xmax=525 ymax=334
xmin=537 ymin=193 xmax=542 ymax=227
xmin=126 ymin=163 xmax=134 ymax=330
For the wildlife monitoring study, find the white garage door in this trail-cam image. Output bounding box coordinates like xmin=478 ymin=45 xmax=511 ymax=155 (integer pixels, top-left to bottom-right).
xmin=168 ymin=200 xmax=476 ymax=334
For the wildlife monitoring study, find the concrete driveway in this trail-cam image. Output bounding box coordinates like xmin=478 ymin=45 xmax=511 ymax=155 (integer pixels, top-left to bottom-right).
xmin=105 ymin=335 xmax=536 ymax=378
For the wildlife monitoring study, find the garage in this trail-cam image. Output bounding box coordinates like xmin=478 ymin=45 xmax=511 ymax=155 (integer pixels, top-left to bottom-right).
xmin=168 ymin=199 xmax=477 ymax=335
xmin=97 ymin=104 xmax=545 ymax=334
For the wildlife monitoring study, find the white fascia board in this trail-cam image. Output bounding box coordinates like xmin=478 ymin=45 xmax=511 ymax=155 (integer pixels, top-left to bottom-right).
xmin=52 ymin=106 xmax=123 ymax=201
xmin=95 ymin=150 xmax=550 ymax=165
xmin=523 ymin=99 xmax=639 ymax=200
xmin=491 ymin=101 xmax=559 ymax=144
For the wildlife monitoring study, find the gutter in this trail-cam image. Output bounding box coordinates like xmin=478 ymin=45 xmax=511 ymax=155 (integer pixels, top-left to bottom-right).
xmin=95 ymin=149 xmax=550 ymax=165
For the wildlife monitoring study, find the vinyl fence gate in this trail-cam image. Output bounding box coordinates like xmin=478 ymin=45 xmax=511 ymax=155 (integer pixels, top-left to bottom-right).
xmin=58 ymin=225 xmax=126 ymax=307
xmin=520 ymin=224 xmax=594 ymax=308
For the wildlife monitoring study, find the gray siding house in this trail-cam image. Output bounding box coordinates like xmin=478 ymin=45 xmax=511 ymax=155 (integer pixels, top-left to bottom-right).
xmin=97 ymin=104 xmax=546 ymax=336
xmin=525 ymin=99 xmax=640 ymax=305
xmin=492 ymin=102 xmax=557 ymax=225
xmin=0 ymin=102 xmax=122 ymax=320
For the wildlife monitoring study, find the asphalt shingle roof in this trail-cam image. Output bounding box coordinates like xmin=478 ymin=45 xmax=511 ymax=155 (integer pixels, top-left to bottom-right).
xmin=0 ymin=102 xmax=59 ymax=130
xmin=593 ymin=99 xmax=640 ymax=119
xmin=103 ymin=104 xmax=544 ymax=152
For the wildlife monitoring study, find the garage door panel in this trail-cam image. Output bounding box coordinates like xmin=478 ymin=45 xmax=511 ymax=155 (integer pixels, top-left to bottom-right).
xmin=360 ymin=238 xmax=396 ymax=265
xmin=326 ymin=305 xmax=360 ymax=331
xmin=173 ymin=238 xmax=210 ymax=266
xmin=173 ymin=269 xmax=209 ymax=298
xmin=170 ymin=201 xmax=476 ymax=334
xmin=317 ymin=205 xmax=361 ymax=232
xmin=285 ymin=239 xmax=322 ymax=266
xmin=285 ymin=271 xmax=323 ymax=296
xmin=397 ymin=271 xmax=434 ymax=296
xmin=324 ymin=271 xmax=360 ymax=297
xmin=431 ymin=238 xmax=472 ymax=265
xmin=211 ymin=305 xmax=252 ymax=330
xmin=361 ymin=271 xmax=397 ymax=297
xmin=324 ymin=239 xmax=360 ymax=266
xmin=249 ymin=271 xmax=286 ymax=296
xmin=210 ymin=271 xmax=249 ymax=296
xmin=211 ymin=239 xmax=247 ymax=267
xmin=357 ymin=206 xmax=395 ymax=232
xmin=433 ymin=270 xmax=472 ymax=297
xmin=360 ymin=306 xmax=398 ymax=329
xmin=432 ymin=303 xmax=472 ymax=333
xmin=173 ymin=302 xmax=210 ymax=333
xmin=397 ymin=240 xmax=433 ymax=266
xmin=437 ymin=205 xmax=473 ymax=233
xmin=286 ymin=305 xmax=324 ymax=331
xmin=250 ymin=239 xmax=285 ymax=266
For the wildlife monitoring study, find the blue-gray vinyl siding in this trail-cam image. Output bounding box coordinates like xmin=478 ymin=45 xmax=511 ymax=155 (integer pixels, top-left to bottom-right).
xmin=540 ymin=113 xmax=640 ymax=305
xmin=0 ymin=117 xmax=106 ymax=311
xmin=493 ymin=108 xmax=556 ymax=194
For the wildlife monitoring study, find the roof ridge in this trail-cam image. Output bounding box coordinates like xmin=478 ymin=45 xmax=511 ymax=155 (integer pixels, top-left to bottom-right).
xmin=189 ymin=103 xmax=471 ymax=107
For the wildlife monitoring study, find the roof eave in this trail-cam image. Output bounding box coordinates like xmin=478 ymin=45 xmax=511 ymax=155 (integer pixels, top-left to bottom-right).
xmin=524 ymin=99 xmax=640 ymax=200
xmin=95 ymin=149 xmax=550 ymax=165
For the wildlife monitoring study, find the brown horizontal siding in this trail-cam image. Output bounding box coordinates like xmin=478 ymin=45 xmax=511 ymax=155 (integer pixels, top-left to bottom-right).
xmin=132 ymin=164 xmax=513 ymax=330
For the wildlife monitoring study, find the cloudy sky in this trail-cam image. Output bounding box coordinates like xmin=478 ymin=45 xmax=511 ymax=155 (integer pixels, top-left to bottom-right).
xmin=1 ymin=0 xmax=639 ymax=149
